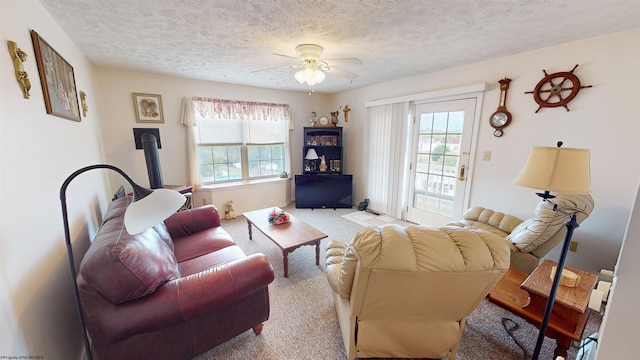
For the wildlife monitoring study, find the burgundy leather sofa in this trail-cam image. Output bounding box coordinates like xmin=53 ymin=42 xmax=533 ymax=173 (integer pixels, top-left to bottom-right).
xmin=77 ymin=196 xmax=274 ymax=360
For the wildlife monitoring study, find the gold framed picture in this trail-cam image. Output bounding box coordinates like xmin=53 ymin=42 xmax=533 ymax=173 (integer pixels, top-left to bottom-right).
xmin=30 ymin=30 xmax=81 ymax=122
xmin=133 ymin=93 xmax=164 ymax=123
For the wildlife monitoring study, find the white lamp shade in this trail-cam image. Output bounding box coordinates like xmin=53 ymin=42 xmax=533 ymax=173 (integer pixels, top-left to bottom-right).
xmin=513 ymin=146 xmax=591 ymax=194
xmin=124 ymin=188 xmax=186 ymax=234
xmin=305 ymin=148 xmax=319 ymax=160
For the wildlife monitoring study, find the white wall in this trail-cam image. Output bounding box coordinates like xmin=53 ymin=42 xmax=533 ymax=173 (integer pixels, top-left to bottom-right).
xmin=1 ymin=1 xmax=109 ymax=358
xmin=331 ymin=28 xmax=640 ymax=275
xmin=596 ymin=180 xmax=640 ymax=358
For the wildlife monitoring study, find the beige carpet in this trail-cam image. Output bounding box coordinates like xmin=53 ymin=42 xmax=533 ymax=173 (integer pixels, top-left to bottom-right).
xmin=192 ymin=205 xmax=602 ymax=360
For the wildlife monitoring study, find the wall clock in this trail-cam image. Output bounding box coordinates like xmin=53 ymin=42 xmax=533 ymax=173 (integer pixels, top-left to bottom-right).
xmin=489 ymin=78 xmax=512 ymax=137
xmin=525 ymin=64 xmax=592 ymax=113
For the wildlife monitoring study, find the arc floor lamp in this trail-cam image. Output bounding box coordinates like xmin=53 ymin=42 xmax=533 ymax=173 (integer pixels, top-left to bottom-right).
xmin=513 ymin=142 xmax=591 ymax=360
xmin=60 ymin=164 xmax=186 ymax=360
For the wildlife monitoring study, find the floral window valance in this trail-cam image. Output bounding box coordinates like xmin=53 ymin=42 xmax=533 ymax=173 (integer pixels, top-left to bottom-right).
xmin=192 ymin=97 xmax=290 ymax=121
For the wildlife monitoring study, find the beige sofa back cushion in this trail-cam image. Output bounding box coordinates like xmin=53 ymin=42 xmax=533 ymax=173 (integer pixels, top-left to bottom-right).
xmin=327 ymin=224 xmax=510 ymax=299
xmin=505 ymin=194 xmax=594 ymax=252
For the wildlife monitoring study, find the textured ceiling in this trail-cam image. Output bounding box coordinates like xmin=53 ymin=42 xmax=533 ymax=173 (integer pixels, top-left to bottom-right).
xmin=38 ymin=0 xmax=640 ymax=94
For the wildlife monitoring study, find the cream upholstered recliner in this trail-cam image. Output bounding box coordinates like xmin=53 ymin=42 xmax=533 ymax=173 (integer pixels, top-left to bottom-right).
xmin=447 ymin=193 xmax=594 ymax=274
xmin=325 ymin=224 xmax=510 ymax=360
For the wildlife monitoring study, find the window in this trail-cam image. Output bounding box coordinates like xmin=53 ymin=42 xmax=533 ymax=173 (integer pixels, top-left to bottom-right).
xmin=191 ymin=101 xmax=289 ymax=184
xmin=196 ymin=144 xmax=285 ymax=182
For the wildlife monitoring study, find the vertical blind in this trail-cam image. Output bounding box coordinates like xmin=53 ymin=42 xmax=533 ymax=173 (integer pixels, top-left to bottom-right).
xmin=366 ymin=103 xmax=409 ymax=218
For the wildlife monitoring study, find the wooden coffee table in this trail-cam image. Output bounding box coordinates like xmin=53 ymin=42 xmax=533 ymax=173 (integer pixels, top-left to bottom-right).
xmin=243 ymin=208 xmax=327 ymax=277
xmin=488 ymin=260 xmax=597 ymax=358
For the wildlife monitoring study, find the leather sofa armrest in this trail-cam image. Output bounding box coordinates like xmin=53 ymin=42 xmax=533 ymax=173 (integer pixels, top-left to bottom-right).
xmin=164 ymin=205 xmax=222 ymax=238
xmin=89 ymin=254 xmax=274 ymax=343
xmin=177 ymin=253 xmax=275 ymax=319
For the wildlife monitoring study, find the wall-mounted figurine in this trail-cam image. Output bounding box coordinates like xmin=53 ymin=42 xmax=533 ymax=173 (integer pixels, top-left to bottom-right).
xmin=80 ymin=91 xmax=88 ymax=117
xmin=343 ymin=105 xmax=350 ymax=122
xmin=7 ymin=40 xmax=31 ymax=99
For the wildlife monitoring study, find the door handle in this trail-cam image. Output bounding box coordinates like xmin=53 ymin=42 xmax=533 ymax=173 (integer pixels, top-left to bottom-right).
xmin=458 ymin=165 xmax=466 ymax=181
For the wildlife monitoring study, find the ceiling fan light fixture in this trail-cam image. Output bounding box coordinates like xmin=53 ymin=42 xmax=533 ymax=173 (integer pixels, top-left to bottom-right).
xmin=295 ymin=65 xmax=325 ymax=86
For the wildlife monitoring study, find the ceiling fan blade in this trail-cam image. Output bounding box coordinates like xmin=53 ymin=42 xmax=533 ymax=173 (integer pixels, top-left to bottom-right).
xmin=325 ymin=58 xmax=363 ymax=66
xmin=251 ymin=64 xmax=300 ymax=73
xmin=273 ymin=53 xmax=300 ymax=61
xmin=326 ymin=67 xmax=358 ymax=79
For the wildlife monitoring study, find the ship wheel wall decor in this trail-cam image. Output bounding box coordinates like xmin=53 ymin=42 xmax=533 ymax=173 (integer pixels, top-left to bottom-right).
xmin=525 ymin=64 xmax=592 ymax=113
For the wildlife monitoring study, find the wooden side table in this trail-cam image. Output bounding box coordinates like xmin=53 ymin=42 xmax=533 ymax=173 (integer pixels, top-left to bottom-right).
xmin=488 ymin=260 xmax=597 ymax=358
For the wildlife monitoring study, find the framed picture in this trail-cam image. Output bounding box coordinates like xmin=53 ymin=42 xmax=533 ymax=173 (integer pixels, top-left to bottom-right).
xmin=133 ymin=93 xmax=164 ymax=123
xmin=30 ymin=30 xmax=81 ymax=122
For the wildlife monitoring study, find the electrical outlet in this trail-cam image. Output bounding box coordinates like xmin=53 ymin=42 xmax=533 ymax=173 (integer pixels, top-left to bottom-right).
xmin=570 ymin=241 xmax=579 ymax=252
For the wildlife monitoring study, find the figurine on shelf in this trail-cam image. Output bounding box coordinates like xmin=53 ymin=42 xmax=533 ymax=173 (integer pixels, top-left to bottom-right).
xmin=309 ymin=111 xmax=318 ymax=126
xmin=330 ymin=110 xmax=339 ymax=125
xmin=319 ymin=155 xmax=327 ymax=171
xmin=224 ymin=200 xmax=236 ymax=220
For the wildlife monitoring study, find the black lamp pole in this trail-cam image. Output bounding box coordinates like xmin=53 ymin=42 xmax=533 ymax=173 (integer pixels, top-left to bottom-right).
xmin=531 ymin=195 xmax=579 ymax=360
xmin=60 ymin=164 xmax=153 ymax=360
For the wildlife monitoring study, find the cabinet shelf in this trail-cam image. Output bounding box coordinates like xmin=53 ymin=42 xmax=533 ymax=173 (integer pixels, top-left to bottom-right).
xmin=302 ymin=127 xmax=343 ymax=175
xmin=297 ymin=127 xmax=352 ymax=209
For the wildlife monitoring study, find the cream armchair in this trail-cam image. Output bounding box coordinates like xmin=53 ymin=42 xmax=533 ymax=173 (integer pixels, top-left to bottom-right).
xmin=325 ymin=224 xmax=510 ymax=360
xmin=447 ymin=194 xmax=594 ymax=274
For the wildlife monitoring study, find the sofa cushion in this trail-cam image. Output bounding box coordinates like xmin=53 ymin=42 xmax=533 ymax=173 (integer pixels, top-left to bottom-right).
xmin=448 ymin=207 xmax=523 ymax=237
xmin=172 ymin=227 xmax=235 ymax=262
xmin=505 ymin=194 xmax=595 ymax=252
xmin=80 ymin=197 xmax=180 ymax=304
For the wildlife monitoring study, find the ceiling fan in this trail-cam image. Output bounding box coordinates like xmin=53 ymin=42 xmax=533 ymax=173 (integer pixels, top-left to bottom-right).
xmin=255 ymin=44 xmax=362 ymax=85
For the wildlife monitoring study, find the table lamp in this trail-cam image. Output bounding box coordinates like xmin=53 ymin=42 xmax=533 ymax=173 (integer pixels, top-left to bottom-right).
xmin=512 ymin=142 xmax=591 ymax=360
xmin=60 ymin=164 xmax=186 ymax=360
xmin=305 ymin=148 xmax=319 ymax=171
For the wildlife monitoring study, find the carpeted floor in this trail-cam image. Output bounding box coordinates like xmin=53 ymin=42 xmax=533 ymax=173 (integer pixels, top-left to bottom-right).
xmin=193 ymin=205 xmax=602 ymax=360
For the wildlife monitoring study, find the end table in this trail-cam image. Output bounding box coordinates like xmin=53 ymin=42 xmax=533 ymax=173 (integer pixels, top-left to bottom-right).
xmin=488 ymin=260 xmax=597 ymax=358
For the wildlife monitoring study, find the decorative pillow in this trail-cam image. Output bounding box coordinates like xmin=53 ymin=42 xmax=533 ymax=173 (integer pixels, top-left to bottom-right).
xmin=80 ymin=199 xmax=180 ymax=304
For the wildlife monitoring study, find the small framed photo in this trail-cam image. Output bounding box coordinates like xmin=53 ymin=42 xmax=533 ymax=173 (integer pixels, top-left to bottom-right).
xmin=133 ymin=93 xmax=164 ymax=123
xmin=30 ymin=30 xmax=81 ymax=122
